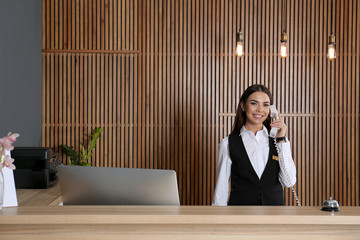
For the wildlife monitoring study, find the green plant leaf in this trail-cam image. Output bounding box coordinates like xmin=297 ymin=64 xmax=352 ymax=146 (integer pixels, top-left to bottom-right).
xmin=81 ymin=146 xmax=87 ymax=161
xmin=88 ymin=128 xmax=103 ymax=153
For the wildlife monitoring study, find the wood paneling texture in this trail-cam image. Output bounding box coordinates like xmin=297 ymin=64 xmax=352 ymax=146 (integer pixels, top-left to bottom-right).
xmin=42 ymin=0 xmax=360 ymax=206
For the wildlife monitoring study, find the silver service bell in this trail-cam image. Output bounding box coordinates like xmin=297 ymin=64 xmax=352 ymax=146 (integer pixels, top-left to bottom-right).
xmin=321 ymin=197 xmax=340 ymax=212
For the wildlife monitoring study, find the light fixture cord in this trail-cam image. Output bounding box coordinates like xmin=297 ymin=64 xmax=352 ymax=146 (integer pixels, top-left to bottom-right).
xmin=239 ymin=0 xmax=242 ymax=32
xmin=285 ymin=0 xmax=287 ymax=32
xmin=281 ymin=0 xmax=285 ymax=32
xmin=331 ymin=0 xmax=333 ymax=35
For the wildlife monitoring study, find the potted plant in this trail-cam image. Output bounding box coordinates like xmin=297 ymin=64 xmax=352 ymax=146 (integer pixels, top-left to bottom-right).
xmin=60 ymin=127 xmax=103 ymax=166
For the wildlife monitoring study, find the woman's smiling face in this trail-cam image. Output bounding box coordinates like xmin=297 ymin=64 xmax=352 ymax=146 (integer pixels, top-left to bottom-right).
xmin=241 ymin=91 xmax=271 ymax=129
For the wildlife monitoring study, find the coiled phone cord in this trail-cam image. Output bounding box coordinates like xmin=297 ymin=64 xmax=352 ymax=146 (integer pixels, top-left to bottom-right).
xmin=273 ymin=138 xmax=301 ymax=207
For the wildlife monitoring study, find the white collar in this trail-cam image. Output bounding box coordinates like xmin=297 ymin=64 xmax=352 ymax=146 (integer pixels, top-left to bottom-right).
xmin=239 ymin=125 xmax=269 ymax=137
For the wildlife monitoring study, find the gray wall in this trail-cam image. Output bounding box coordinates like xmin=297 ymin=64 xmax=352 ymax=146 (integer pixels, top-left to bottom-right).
xmin=0 ymin=0 xmax=42 ymax=146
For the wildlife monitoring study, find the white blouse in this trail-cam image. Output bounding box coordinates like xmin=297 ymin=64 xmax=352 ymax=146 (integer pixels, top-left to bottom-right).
xmin=212 ymin=125 xmax=297 ymax=206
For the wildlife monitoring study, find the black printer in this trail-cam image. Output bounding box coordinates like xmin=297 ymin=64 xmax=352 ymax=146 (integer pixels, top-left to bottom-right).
xmin=11 ymin=147 xmax=58 ymax=188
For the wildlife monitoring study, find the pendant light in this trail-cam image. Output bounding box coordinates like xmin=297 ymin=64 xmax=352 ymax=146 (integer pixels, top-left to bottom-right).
xmin=279 ymin=0 xmax=288 ymax=58
xmin=327 ymin=0 xmax=336 ymax=60
xmin=235 ymin=0 xmax=244 ymax=58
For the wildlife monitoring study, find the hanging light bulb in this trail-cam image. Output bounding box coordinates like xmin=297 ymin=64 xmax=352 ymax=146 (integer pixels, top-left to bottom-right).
xmin=327 ymin=0 xmax=336 ymax=61
xmin=235 ymin=31 xmax=244 ymax=58
xmin=279 ymin=0 xmax=288 ymax=59
xmin=327 ymin=34 xmax=336 ymax=60
xmin=279 ymin=31 xmax=288 ymax=58
xmin=235 ymin=0 xmax=244 ymax=58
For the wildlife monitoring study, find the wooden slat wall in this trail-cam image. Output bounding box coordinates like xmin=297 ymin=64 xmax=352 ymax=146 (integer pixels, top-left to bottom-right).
xmin=42 ymin=0 xmax=360 ymax=206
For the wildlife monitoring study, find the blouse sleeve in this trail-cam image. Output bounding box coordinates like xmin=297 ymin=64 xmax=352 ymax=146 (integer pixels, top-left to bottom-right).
xmin=212 ymin=137 xmax=232 ymax=206
xmin=276 ymin=139 xmax=297 ymax=188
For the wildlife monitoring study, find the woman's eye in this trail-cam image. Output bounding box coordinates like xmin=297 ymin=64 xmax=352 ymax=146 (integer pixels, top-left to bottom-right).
xmin=264 ymin=104 xmax=270 ymax=107
xmin=250 ymin=102 xmax=257 ymax=105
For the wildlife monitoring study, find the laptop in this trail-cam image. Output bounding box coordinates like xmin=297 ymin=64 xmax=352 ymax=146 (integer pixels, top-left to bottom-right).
xmin=57 ymin=165 xmax=180 ymax=205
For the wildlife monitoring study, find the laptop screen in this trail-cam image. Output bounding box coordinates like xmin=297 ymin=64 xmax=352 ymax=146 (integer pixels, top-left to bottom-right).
xmin=57 ymin=165 xmax=180 ymax=206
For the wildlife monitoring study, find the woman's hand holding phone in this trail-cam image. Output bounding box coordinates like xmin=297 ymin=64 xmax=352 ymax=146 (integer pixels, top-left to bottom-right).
xmin=270 ymin=113 xmax=287 ymax=140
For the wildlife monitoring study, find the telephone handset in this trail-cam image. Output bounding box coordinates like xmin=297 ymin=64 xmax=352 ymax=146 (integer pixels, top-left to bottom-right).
xmin=269 ymin=105 xmax=280 ymax=138
xmin=269 ymin=105 xmax=301 ymax=206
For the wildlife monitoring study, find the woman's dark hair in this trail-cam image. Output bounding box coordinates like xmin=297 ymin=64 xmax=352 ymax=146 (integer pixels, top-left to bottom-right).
xmin=231 ymin=84 xmax=273 ymax=134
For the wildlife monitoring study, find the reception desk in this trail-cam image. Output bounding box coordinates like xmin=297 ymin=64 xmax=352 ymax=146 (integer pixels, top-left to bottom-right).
xmin=1 ymin=206 xmax=360 ymax=239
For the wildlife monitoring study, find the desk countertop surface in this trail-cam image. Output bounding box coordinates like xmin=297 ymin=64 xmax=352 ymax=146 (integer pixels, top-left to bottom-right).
xmin=1 ymin=206 xmax=360 ymax=240
xmin=1 ymin=206 xmax=360 ymax=225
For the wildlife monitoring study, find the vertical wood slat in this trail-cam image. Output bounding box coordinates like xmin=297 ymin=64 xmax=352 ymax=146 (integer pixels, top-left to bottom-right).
xmin=356 ymin=0 xmax=360 ymax=206
xmin=42 ymin=0 xmax=360 ymax=206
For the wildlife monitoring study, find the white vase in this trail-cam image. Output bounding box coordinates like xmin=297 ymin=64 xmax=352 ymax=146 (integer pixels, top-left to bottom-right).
xmin=0 ymin=168 xmax=4 ymax=210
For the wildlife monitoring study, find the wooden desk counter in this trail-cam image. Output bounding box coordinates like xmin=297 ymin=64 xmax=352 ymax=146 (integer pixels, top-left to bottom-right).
xmin=1 ymin=206 xmax=360 ymax=239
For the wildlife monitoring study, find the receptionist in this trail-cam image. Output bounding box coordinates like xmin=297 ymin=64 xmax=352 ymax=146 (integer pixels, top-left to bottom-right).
xmin=212 ymin=84 xmax=297 ymax=206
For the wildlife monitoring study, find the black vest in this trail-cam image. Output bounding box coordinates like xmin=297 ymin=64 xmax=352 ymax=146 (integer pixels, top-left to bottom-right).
xmin=228 ymin=131 xmax=284 ymax=205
